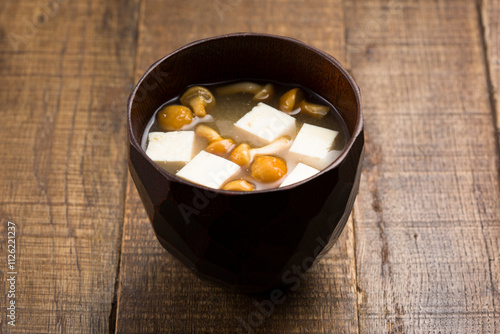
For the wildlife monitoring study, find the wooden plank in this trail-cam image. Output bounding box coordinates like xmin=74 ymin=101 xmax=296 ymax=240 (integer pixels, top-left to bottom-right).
xmin=344 ymin=0 xmax=500 ymax=333
xmin=116 ymin=0 xmax=359 ymax=333
xmin=0 ymin=0 xmax=139 ymax=332
xmin=480 ymin=0 xmax=500 ymax=136
xmin=134 ymin=0 xmax=347 ymax=76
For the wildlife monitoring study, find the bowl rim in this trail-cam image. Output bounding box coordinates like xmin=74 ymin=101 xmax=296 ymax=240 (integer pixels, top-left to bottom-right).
xmin=127 ymin=32 xmax=363 ymax=194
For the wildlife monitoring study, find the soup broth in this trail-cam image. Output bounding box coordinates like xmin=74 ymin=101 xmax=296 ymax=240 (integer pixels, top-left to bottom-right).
xmin=142 ymin=80 xmax=349 ymax=191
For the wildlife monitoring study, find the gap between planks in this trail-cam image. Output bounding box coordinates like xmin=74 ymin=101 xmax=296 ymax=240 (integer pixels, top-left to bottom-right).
xmin=109 ymin=1 xmax=144 ymax=333
xmin=476 ymin=0 xmax=500 ymax=316
xmin=341 ymin=1 xmax=362 ymax=332
xmin=476 ymin=0 xmax=500 ymax=192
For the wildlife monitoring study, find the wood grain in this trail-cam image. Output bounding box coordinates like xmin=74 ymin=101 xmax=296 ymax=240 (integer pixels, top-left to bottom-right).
xmin=1 ymin=0 xmax=499 ymax=333
xmin=116 ymin=0 xmax=360 ymax=333
xmin=0 ymin=0 xmax=139 ymax=332
xmin=345 ymin=0 xmax=500 ymax=332
xmin=480 ymin=0 xmax=500 ymax=134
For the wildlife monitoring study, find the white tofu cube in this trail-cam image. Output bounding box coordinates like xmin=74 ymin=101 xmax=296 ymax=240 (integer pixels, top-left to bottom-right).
xmin=289 ymin=123 xmax=339 ymax=170
xmin=176 ymin=151 xmax=240 ymax=189
xmin=146 ymin=131 xmax=203 ymax=163
xmin=234 ymin=102 xmax=296 ymax=145
xmin=280 ymin=163 xmax=320 ymax=187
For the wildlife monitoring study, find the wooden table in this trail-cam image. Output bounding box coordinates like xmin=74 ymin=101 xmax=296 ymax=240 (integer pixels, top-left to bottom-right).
xmin=1 ymin=0 xmax=499 ymax=333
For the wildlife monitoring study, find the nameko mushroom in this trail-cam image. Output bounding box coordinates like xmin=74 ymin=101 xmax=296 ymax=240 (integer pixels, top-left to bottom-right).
xmin=216 ymin=82 xmax=275 ymax=101
xmin=251 ymin=156 xmax=287 ymax=183
xmin=195 ymin=124 xmax=235 ymax=155
xmin=222 ymin=179 xmax=255 ymax=191
xmin=279 ymin=88 xmax=330 ymax=118
xmin=180 ymin=86 xmax=215 ymax=117
xmin=156 ymin=105 xmax=193 ymax=131
xmin=229 ymin=137 xmax=292 ymax=166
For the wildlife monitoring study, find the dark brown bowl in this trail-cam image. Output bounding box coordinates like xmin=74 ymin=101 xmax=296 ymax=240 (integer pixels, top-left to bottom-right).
xmin=128 ymin=33 xmax=364 ymax=293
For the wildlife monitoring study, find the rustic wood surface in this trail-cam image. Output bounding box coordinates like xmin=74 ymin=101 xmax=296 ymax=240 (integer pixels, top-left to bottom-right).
xmin=0 ymin=0 xmax=139 ymax=332
xmin=0 ymin=0 xmax=498 ymax=333
xmin=346 ymin=0 xmax=500 ymax=333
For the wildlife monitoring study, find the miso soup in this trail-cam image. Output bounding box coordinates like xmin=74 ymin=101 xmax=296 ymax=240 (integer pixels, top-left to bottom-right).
xmin=142 ymin=80 xmax=349 ymax=191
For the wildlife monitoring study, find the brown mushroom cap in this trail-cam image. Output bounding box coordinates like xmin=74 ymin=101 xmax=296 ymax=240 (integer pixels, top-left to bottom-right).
xmin=251 ymin=156 xmax=287 ymax=183
xmin=279 ymin=88 xmax=329 ymax=118
xmin=253 ymin=83 xmax=274 ymax=101
xmin=229 ymin=137 xmax=291 ymax=167
xmin=180 ymin=86 xmax=215 ymax=117
xmin=195 ymin=124 xmax=235 ymax=156
xmin=156 ymin=104 xmax=193 ymax=130
xmin=279 ymin=88 xmax=305 ymax=113
xmin=229 ymin=143 xmax=252 ymax=166
xmin=222 ymin=179 xmax=255 ymax=191
xmin=298 ymin=100 xmax=330 ymax=118
xmin=206 ymin=139 xmax=235 ymax=155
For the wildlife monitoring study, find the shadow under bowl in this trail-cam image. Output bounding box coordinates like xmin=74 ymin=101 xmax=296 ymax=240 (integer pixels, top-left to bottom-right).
xmin=127 ymin=33 xmax=364 ymax=293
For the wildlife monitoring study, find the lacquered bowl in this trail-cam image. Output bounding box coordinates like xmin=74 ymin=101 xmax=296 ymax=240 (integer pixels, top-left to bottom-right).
xmin=128 ymin=33 xmax=364 ymax=293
